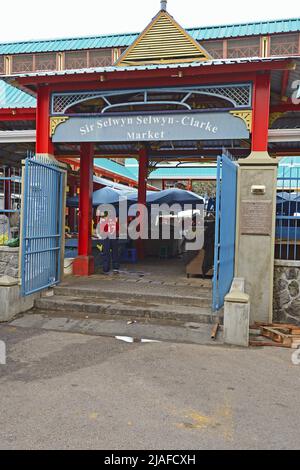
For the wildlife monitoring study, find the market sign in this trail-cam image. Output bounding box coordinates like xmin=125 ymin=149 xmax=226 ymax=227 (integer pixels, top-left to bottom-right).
xmin=51 ymin=111 xmax=251 ymax=143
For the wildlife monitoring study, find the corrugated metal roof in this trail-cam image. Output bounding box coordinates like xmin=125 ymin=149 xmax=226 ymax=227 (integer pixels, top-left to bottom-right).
xmin=0 ymin=79 xmax=36 ymax=108
xmin=124 ymin=159 xmax=218 ymax=179
xmin=94 ymin=158 xmax=137 ymax=181
xmin=0 ymin=18 xmax=299 ymax=55
xmin=188 ymin=17 xmax=300 ymax=40
xmin=149 ymin=166 xmax=218 ymax=179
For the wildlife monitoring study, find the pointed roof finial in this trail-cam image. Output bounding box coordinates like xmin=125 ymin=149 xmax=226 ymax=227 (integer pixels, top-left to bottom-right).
xmin=161 ymin=0 xmax=167 ymax=11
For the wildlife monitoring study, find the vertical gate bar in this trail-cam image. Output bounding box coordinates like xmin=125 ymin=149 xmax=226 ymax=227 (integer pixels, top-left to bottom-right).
xmin=279 ymin=169 xmax=284 ymax=260
xmin=212 ymin=155 xmax=222 ymax=311
xmin=57 ymin=171 xmax=64 ymax=282
xmin=50 ymin=162 xmax=54 ymax=283
xmin=28 ymin=159 xmax=32 ymax=294
xmin=295 ymin=167 xmax=299 ymax=260
xmin=21 ymin=159 xmax=29 ymax=296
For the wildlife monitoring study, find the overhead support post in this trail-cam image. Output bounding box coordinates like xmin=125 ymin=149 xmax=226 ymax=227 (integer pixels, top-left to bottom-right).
xmin=36 ymin=86 xmax=54 ymax=155
xmin=73 ymin=143 xmax=94 ymax=276
xmin=251 ymin=72 xmax=271 ymax=152
xmin=137 ymin=147 xmax=148 ymax=260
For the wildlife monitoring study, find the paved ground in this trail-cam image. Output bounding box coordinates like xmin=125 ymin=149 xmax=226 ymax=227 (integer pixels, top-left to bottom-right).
xmin=0 ymin=323 xmax=299 ymax=450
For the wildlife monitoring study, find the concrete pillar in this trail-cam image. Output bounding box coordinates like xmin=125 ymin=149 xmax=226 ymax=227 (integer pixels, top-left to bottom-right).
xmin=224 ymin=278 xmax=250 ymax=347
xmin=235 ymin=151 xmax=278 ymax=324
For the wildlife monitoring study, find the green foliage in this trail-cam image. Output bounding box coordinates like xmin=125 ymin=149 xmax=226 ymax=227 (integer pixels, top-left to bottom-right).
xmin=192 ymin=181 xmax=216 ymax=197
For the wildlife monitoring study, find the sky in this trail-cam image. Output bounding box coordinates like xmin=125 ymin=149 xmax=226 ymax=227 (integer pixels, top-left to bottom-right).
xmin=0 ymin=0 xmax=299 ymax=43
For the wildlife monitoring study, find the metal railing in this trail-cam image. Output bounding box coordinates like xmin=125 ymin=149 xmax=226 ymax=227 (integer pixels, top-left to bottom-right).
xmin=0 ymin=165 xmax=21 ymax=245
xmin=276 ymin=163 xmax=300 ymax=261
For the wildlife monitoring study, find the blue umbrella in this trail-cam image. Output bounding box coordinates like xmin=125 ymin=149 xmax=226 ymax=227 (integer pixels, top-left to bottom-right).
xmin=128 ymin=188 xmax=204 ymax=207
xmin=67 ymin=187 xmax=132 ymax=208
xmin=92 ymin=187 xmax=127 ymax=207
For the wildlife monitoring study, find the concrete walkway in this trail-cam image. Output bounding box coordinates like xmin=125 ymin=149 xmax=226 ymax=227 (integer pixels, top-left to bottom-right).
xmin=0 ymin=323 xmax=299 ymax=450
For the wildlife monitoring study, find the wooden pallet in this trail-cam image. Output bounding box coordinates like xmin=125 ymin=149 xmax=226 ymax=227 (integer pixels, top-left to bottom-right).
xmin=253 ymin=322 xmax=300 ymax=335
xmin=252 ymin=322 xmax=300 ymax=349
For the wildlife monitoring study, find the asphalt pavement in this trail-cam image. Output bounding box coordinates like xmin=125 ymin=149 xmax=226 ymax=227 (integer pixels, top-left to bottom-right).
xmin=0 ymin=323 xmax=299 ymax=450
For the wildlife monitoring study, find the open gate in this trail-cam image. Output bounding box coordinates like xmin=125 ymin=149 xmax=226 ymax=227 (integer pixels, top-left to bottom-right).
xmin=21 ymin=155 xmax=66 ymax=296
xmin=212 ymin=153 xmax=238 ymax=312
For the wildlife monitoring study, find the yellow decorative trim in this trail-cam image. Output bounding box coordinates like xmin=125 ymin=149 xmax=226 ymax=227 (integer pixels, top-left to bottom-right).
xmin=230 ymin=110 xmax=252 ymax=132
xmin=269 ymin=112 xmax=283 ymax=127
xmin=116 ymin=10 xmax=211 ymax=67
xmin=50 ymin=117 xmax=69 ymax=137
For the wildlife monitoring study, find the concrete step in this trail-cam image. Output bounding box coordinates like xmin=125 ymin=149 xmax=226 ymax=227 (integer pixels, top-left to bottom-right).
xmin=35 ymin=295 xmax=215 ymax=324
xmin=54 ymin=285 xmax=211 ymax=308
xmin=11 ymin=313 xmax=222 ymax=346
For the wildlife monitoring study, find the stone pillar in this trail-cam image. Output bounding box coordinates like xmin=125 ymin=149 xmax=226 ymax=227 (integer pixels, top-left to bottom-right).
xmin=273 ymin=260 xmax=300 ymax=325
xmin=235 ymin=152 xmax=278 ymax=324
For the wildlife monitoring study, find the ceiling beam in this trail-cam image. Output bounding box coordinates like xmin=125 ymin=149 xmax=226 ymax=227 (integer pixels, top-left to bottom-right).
xmin=10 ymin=58 xmax=295 ymax=90
xmin=0 ymin=108 xmax=36 ymax=121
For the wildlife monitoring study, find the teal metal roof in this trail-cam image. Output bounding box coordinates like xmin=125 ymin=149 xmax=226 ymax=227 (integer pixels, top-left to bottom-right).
xmin=149 ymin=167 xmax=218 ymax=179
xmin=0 ymin=18 xmax=299 ymax=55
xmin=125 ymin=159 xmax=218 ymax=180
xmin=94 ymin=158 xmax=137 ymax=181
xmin=0 ymin=79 xmax=36 ymax=108
xmin=188 ymin=17 xmax=300 ymax=41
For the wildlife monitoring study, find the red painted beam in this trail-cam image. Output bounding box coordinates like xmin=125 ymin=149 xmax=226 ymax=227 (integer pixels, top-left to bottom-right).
xmin=36 ymin=86 xmax=53 ymax=154
xmin=41 ymin=73 xmax=258 ymax=94
xmin=270 ymin=102 xmax=300 ymax=113
xmin=252 ymin=72 xmax=271 ymax=152
xmin=15 ymin=59 xmax=294 ymax=90
xmin=0 ymin=108 xmax=36 ymax=121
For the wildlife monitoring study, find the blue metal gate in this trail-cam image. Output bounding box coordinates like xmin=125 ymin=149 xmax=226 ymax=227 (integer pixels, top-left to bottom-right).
xmin=212 ymin=154 xmax=238 ymax=311
xmin=21 ymin=155 xmax=65 ymax=296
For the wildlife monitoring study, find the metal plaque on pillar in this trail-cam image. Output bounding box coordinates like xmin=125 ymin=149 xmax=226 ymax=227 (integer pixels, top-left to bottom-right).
xmin=240 ymin=200 xmax=273 ymax=236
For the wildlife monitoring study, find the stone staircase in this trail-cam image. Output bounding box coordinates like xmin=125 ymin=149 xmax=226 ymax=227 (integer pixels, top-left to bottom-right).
xmin=34 ymin=275 xmax=215 ymax=326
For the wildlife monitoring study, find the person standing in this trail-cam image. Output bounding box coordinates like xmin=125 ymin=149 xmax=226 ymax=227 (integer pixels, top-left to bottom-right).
xmin=98 ymin=212 xmax=120 ymax=274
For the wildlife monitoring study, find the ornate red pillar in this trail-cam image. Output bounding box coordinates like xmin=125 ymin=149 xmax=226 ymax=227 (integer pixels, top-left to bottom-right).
xmin=36 ymin=86 xmax=53 ymax=155
xmin=73 ymin=143 xmax=94 ymax=276
xmin=251 ymin=72 xmax=271 ymax=152
xmin=137 ymin=147 xmax=148 ymax=260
